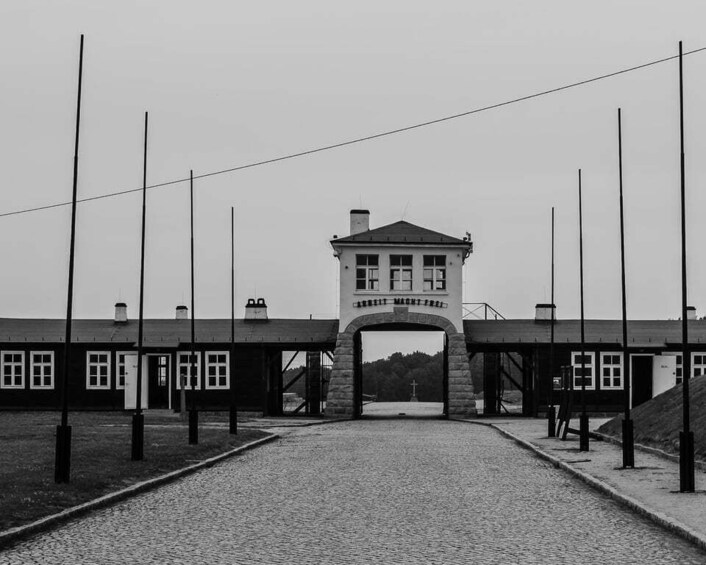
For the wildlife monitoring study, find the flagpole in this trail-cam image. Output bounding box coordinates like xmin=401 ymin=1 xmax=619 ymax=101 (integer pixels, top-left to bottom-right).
xmin=617 ymin=108 xmax=634 ymax=468
xmin=131 ymin=111 xmax=148 ymax=461
xmin=55 ymin=34 xmax=84 ymax=484
xmin=678 ymin=41 xmax=695 ymax=492
xmin=578 ymin=169 xmax=589 ymax=452
xmin=189 ymin=170 xmax=199 ymax=444
xmin=229 ymin=206 xmax=238 ymax=434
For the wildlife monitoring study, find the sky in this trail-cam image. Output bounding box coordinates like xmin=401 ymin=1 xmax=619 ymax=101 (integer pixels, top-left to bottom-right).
xmin=3 ymin=2 xmax=706 ymax=360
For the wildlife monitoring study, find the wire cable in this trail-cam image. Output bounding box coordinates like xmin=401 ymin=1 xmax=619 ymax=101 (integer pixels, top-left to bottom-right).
xmin=3 ymin=46 xmax=706 ymax=219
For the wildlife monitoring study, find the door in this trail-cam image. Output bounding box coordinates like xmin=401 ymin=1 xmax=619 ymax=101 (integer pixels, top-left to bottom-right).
xmin=631 ymin=355 xmax=653 ymax=408
xmin=148 ymin=355 xmax=170 ymax=409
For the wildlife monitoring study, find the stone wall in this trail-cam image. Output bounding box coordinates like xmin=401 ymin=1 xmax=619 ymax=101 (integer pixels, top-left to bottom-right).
xmin=325 ymin=309 xmax=476 ymax=419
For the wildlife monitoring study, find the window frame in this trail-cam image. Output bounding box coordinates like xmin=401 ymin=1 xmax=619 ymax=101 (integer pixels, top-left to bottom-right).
xmin=691 ymin=352 xmax=706 ymax=378
xmin=205 ymin=351 xmax=230 ymax=390
xmin=423 ymin=255 xmax=447 ymax=291
xmin=355 ymin=254 xmax=379 ymax=291
xmin=599 ymin=352 xmax=623 ymax=390
xmin=389 ymin=254 xmax=413 ymax=291
xmin=86 ymin=351 xmax=111 ymax=390
xmin=29 ymin=351 xmax=54 ymax=390
xmin=177 ymin=352 xmax=201 ymax=390
xmin=1 ymin=350 xmax=25 ymax=389
xmin=571 ymin=351 xmax=595 ymax=390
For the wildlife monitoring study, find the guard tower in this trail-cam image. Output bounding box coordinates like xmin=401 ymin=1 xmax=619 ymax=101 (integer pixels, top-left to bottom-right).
xmin=326 ymin=210 xmax=476 ymax=418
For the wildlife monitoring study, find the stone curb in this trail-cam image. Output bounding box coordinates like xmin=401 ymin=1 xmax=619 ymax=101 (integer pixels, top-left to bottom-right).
xmin=0 ymin=433 xmax=279 ymax=550
xmin=590 ymin=430 xmax=706 ymax=472
xmin=466 ymin=421 xmax=706 ymax=553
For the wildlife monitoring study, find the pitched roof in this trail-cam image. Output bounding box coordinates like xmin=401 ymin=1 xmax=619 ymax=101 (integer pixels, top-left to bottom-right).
xmin=464 ymin=319 xmax=706 ymax=348
xmin=332 ymin=220 xmax=469 ymax=246
xmin=0 ymin=318 xmax=339 ymax=347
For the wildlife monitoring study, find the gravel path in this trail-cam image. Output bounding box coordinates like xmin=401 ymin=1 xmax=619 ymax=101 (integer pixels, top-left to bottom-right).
xmin=3 ymin=419 xmax=705 ymax=564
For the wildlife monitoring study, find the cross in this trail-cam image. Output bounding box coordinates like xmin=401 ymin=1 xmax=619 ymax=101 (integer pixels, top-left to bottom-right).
xmin=411 ymin=379 xmax=418 ymax=396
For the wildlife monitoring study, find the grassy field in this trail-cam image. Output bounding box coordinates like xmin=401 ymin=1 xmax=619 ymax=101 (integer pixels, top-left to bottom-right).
xmin=0 ymin=411 xmax=269 ymax=532
xmin=597 ymin=374 xmax=706 ymax=461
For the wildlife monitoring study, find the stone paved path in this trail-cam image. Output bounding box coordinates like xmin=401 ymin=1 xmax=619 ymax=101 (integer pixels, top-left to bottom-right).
xmin=4 ymin=420 xmax=706 ymax=564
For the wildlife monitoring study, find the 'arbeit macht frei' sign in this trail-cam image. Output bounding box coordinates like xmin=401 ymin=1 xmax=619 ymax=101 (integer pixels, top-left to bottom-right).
xmin=353 ymin=298 xmax=448 ymax=309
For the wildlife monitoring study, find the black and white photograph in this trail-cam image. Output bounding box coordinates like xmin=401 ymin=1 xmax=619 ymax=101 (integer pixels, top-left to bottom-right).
xmin=1 ymin=1 xmax=706 ymax=562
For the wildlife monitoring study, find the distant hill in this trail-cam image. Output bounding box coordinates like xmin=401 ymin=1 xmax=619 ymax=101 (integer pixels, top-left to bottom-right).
xmin=597 ymin=375 xmax=706 ymax=461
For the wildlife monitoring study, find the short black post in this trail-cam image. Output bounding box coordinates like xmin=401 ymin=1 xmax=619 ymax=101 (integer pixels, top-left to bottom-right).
xmin=622 ymin=418 xmax=634 ymax=468
xmin=131 ymin=413 xmax=144 ymax=460
xmin=579 ymin=413 xmax=590 ymax=451
xmin=54 ymin=425 xmax=72 ymax=483
xmin=547 ymin=406 xmax=556 ymax=438
xmin=189 ymin=409 xmax=199 ymax=445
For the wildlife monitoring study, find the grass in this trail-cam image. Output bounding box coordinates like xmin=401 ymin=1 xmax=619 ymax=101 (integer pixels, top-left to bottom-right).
xmin=597 ymin=374 xmax=706 ymax=461
xmin=0 ymin=411 xmax=269 ymax=532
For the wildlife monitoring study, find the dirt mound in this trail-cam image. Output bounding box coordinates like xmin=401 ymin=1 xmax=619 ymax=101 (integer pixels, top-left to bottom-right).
xmin=597 ymin=374 xmax=706 ymax=461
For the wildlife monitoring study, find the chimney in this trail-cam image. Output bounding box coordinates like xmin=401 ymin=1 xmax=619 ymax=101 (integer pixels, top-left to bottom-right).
xmin=176 ymin=305 xmax=188 ymax=320
xmin=535 ymin=303 xmax=556 ymax=322
xmin=245 ymin=298 xmax=268 ymax=321
xmin=687 ymin=306 xmax=697 ymax=320
xmin=114 ymin=302 xmax=128 ymax=323
xmin=350 ymin=209 xmax=370 ymax=235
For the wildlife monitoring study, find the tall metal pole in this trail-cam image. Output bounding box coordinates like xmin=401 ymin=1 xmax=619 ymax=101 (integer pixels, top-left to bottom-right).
xmin=189 ymin=170 xmax=199 ymax=445
xmin=229 ymin=206 xmax=238 ymax=434
xmin=678 ymin=41 xmax=695 ymax=492
xmin=618 ymin=108 xmax=634 ymax=468
xmin=547 ymin=207 xmax=556 ymax=437
xmin=55 ymin=34 xmax=84 ymax=484
xmin=131 ymin=111 xmax=148 ymax=461
xmin=578 ymin=169 xmax=589 ymax=451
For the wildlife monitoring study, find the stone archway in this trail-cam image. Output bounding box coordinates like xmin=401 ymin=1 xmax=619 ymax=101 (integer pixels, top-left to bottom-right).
xmin=325 ymin=310 xmax=476 ymax=419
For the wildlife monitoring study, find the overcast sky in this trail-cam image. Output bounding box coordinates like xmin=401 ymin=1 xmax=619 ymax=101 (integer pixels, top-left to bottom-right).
xmin=3 ymin=2 xmax=706 ymax=361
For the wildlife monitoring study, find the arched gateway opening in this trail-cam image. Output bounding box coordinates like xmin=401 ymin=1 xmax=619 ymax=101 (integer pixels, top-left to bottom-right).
xmin=359 ymin=329 xmax=446 ymax=418
xmin=326 ymin=311 xmax=476 ymax=419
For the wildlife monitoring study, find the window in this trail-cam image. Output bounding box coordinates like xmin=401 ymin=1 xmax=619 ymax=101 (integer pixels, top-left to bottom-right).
xmin=86 ymin=352 xmax=111 ymax=389
xmin=692 ymin=353 xmax=706 ymax=378
xmin=1 ymin=351 xmax=24 ymax=389
xmin=116 ymin=352 xmax=135 ymax=390
xmin=205 ymin=352 xmax=229 ymax=389
xmin=675 ymin=354 xmax=683 ymax=384
xmin=177 ymin=352 xmax=201 ymax=390
xmin=30 ymin=351 xmax=54 ymax=389
xmin=423 ymin=255 xmax=446 ymax=291
xmin=571 ymin=351 xmax=595 ymax=390
xmin=390 ymin=255 xmax=413 ymax=291
xmin=600 ymin=352 xmax=622 ymax=389
xmin=672 ymin=353 xmax=706 ymax=383
xmin=355 ymin=255 xmax=379 ymax=290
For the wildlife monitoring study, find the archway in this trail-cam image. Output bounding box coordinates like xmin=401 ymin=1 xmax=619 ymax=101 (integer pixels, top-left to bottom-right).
xmin=326 ymin=311 xmax=476 ymax=419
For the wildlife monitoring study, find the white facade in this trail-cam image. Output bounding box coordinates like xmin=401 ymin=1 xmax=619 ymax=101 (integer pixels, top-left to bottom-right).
xmin=331 ymin=213 xmax=472 ymax=333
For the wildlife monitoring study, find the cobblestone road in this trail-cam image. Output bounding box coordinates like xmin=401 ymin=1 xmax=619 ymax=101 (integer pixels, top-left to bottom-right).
xmin=4 ymin=420 xmax=706 ymax=564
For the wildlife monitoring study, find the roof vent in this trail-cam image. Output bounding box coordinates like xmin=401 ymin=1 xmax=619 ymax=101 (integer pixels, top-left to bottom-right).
xmin=176 ymin=305 xmax=188 ymax=320
xmin=535 ymin=303 xmax=556 ymax=322
xmin=350 ymin=209 xmax=370 ymax=235
xmin=114 ymin=302 xmax=128 ymax=324
xmin=245 ymin=298 xmax=268 ymax=321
